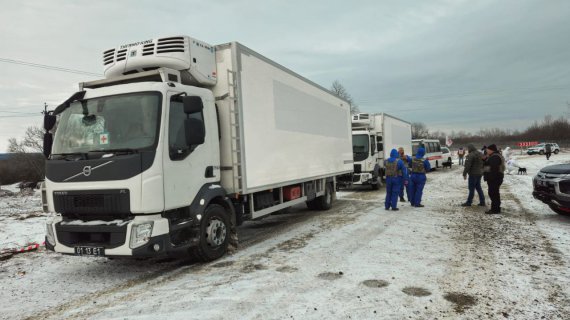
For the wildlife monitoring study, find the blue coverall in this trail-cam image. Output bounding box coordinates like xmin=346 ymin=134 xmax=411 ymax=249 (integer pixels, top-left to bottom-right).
xmin=385 ymin=149 xmax=409 ymax=210
xmin=408 ymin=147 xmax=431 ymax=207
xmin=399 ymin=154 xmax=411 ymax=201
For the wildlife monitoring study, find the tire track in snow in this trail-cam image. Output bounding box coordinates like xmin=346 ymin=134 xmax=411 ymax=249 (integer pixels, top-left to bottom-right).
xmin=23 ymin=197 xmax=382 ymax=320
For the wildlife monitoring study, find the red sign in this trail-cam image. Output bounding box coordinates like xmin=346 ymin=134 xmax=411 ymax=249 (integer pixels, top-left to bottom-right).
xmin=517 ymin=141 xmax=538 ymax=147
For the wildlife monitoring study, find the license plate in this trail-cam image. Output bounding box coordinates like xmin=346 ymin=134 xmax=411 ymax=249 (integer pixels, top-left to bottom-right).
xmin=74 ymin=246 xmax=105 ymax=256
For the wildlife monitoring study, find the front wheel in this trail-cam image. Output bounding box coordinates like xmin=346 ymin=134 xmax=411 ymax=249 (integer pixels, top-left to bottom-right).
xmin=549 ymin=204 xmax=570 ymax=216
xmin=190 ymin=204 xmax=230 ymax=262
xmin=554 ymin=150 xmax=559 ymax=154
xmin=539 ymin=150 xmax=544 ymax=155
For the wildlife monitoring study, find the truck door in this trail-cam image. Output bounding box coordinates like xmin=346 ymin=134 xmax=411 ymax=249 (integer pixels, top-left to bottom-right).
xmin=162 ymin=92 xmax=219 ymax=210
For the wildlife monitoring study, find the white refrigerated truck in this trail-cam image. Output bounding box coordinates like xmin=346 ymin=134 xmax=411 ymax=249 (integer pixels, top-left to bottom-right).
xmin=42 ymin=35 xmax=353 ymax=261
xmin=339 ymin=113 xmax=411 ymax=189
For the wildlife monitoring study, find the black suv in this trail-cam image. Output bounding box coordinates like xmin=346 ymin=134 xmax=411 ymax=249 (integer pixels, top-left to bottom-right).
xmin=533 ymin=164 xmax=570 ymax=215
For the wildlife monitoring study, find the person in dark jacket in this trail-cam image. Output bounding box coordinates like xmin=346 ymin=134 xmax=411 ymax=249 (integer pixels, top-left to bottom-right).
xmin=545 ymin=143 xmax=552 ymax=160
xmin=384 ymin=149 xmax=409 ymax=211
xmin=483 ymin=144 xmax=505 ymax=214
xmin=461 ymin=144 xmax=485 ymax=207
xmin=408 ymin=147 xmax=431 ymax=207
xmin=398 ymin=147 xmax=412 ymax=202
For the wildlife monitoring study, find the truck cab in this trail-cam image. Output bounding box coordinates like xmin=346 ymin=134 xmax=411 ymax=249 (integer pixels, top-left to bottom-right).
xmin=350 ymin=113 xmax=383 ymax=189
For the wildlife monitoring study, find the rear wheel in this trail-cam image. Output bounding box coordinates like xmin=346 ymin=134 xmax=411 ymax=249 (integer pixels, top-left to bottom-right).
xmin=554 ymin=150 xmax=560 ymax=154
xmin=307 ymin=182 xmax=334 ymax=210
xmin=539 ymin=150 xmax=544 ymax=155
xmin=190 ymin=204 xmax=230 ymax=262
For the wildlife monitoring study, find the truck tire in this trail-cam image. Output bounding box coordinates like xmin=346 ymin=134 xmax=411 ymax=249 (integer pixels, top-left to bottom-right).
xmin=316 ymin=183 xmax=334 ymax=210
xmin=371 ymin=179 xmax=380 ymax=190
xmin=539 ymin=150 xmax=544 ymax=155
xmin=554 ymin=150 xmax=559 ymax=154
xmin=190 ymin=204 xmax=230 ymax=262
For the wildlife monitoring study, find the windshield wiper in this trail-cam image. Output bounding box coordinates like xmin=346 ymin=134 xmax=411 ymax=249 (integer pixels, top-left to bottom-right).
xmin=88 ymin=148 xmax=138 ymax=155
xmin=51 ymin=152 xmax=89 ymax=161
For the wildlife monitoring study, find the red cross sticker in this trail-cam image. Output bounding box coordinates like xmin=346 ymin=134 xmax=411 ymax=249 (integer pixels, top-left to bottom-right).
xmin=100 ymin=133 xmax=109 ymax=145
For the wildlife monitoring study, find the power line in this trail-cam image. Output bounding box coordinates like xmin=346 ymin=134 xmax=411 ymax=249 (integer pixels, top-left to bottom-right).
xmin=0 ymin=110 xmax=41 ymax=115
xmin=0 ymin=57 xmax=102 ymax=77
xmin=0 ymin=114 xmax=42 ymax=118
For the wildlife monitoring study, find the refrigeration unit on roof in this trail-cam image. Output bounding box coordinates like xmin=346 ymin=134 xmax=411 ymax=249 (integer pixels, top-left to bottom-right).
xmin=102 ymin=35 xmax=217 ymax=86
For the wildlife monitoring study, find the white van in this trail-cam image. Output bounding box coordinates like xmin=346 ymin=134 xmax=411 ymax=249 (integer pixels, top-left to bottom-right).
xmin=412 ymin=139 xmax=443 ymax=169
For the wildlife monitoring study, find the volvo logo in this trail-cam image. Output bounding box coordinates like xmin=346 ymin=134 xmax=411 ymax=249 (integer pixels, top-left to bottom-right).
xmin=82 ymin=166 xmax=92 ymax=177
xmin=64 ymin=161 xmax=114 ymax=182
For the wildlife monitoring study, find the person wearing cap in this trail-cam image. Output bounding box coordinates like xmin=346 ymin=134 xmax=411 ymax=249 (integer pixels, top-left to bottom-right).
xmin=408 ymin=147 xmax=431 ymax=207
xmin=461 ymin=144 xmax=485 ymax=207
xmin=398 ymin=147 xmax=412 ymax=202
xmin=483 ymin=144 xmax=505 ymax=214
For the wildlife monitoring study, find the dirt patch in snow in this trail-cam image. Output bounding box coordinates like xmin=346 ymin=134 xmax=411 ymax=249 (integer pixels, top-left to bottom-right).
xmin=443 ymin=292 xmax=477 ymax=313
xmin=276 ymin=233 xmax=314 ymax=252
xmin=402 ymin=286 xmax=431 ymax=297
xmin=276 ymin=266 xmax=298 ymax=273
xmin=317 ymin=271 xmax=343 ymax=280
xmin=361 ymin=279 xmax=389 ymax=288
xmin=211 ymin=261 xmax=235 ymax=268
xmin=241 ymin=263 xmax=268 ymax=273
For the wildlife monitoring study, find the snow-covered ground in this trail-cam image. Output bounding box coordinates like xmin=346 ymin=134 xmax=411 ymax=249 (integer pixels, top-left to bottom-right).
xmin=1 ymin=153 xmax=569 ymax=319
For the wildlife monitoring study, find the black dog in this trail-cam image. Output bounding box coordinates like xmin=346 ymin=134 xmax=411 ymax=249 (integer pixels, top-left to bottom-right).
xmin=518 ymin=167 xmax=527 ymax=175
xmin=442 ymin=161 xmax=452 ymax=169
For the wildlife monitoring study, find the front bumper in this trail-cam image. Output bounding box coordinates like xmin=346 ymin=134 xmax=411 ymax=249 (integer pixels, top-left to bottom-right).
xmin=533 ymin=175 xmax=570 ymax=210
xmin=45 ymin=215 xmax=199 ymax=258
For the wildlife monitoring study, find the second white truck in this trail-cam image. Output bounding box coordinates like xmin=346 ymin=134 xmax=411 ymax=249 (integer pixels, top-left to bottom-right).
xmin=339 ymin=113 xmax=412 ymax=189
xmin=42 ymin=35 xmax=353 ymax=261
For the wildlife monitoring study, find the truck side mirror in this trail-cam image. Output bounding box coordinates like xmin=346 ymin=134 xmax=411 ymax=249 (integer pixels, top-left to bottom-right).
xmin=185 ymin=118 xmax=205 ymax=146
xmin=183 ymin=96 xmax=203 ymax=114
xmin=377 ymin=143 xmax=383 ymax=152
xmin=44 ymin=114 xmax=56 ymax=131
xmin=43 ymin=133 xmax=53 ymax=158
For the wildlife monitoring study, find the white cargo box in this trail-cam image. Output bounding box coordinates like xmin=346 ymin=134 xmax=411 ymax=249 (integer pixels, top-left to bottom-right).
xmin=212 ymin=42 xmax=353 ymax=194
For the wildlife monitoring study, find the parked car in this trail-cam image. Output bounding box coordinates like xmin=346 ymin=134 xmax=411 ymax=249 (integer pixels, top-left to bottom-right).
xmin=527 ymin=143 xmax=560 ymax=155
xmin=441 ymin=147 xmax=452 ymax=164
xmin=533 ymin=164 xmax=570 ymax=215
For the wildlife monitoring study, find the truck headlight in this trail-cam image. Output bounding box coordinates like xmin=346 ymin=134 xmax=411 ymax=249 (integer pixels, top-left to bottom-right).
xmin=46 ymin=222 xmax=55 ymax=246
xmin=129 ymin=222 xmax=154 ymax=249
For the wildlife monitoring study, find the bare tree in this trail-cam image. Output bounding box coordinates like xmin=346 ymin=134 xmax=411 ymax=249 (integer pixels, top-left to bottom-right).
xmin=8 ymin=126 xmax=44 ymax=153
xmin=411 ymin=122 xmax=429 ymax=139
xmin=331 ymin=80 xmax=359 ymax=114
xmin=3 ymin=125 xmax=45 ymax=185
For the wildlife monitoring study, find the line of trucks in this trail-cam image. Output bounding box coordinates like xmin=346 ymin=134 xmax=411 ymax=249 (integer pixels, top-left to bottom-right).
xmin=41 ymin=35 xmax=412 ymax=261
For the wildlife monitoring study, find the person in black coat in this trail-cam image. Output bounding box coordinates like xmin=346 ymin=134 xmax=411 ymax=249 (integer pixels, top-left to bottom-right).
xmin=483 ymin=144 xmax=505 ymax=214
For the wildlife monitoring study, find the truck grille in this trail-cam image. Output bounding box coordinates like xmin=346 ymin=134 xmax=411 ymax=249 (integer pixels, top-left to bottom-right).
xmin=53 ymin=189 xmax=130 ymax=220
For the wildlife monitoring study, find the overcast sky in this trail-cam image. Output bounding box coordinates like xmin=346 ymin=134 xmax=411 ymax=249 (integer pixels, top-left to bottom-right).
xmin=1 ymin=0 xmax=569 ymax=152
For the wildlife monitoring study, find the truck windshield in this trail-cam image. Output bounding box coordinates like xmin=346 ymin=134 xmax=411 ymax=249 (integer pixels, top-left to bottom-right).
xmin=353 ymin=134 xmax=369 ymax=161
xmin=52 ymin=92 xmax=161 ymax=154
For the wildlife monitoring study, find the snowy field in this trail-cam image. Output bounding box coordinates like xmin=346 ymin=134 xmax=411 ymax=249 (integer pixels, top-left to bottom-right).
xmin=1 ymin=152 xmax=569 ymax=319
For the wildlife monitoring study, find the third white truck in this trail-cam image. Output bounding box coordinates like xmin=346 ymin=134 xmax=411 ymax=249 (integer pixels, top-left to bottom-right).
xmin=339 ymin=113 xmax=412 ymax=189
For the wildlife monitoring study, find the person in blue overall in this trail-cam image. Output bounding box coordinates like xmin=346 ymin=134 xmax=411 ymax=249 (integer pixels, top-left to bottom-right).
xmin=398 ymin=147 xmax=412 ymax=202
xmin=408 ymin=147 xmax=431 ymax=207
xmin=384 ymin=149 xmax=409 ymax=211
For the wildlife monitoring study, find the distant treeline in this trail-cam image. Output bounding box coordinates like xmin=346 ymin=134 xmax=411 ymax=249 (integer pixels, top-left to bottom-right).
xmin=413 ymin=115 xmax=570 ymax=148
xmin=0 ymin=153 xmax=45 ymax=186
